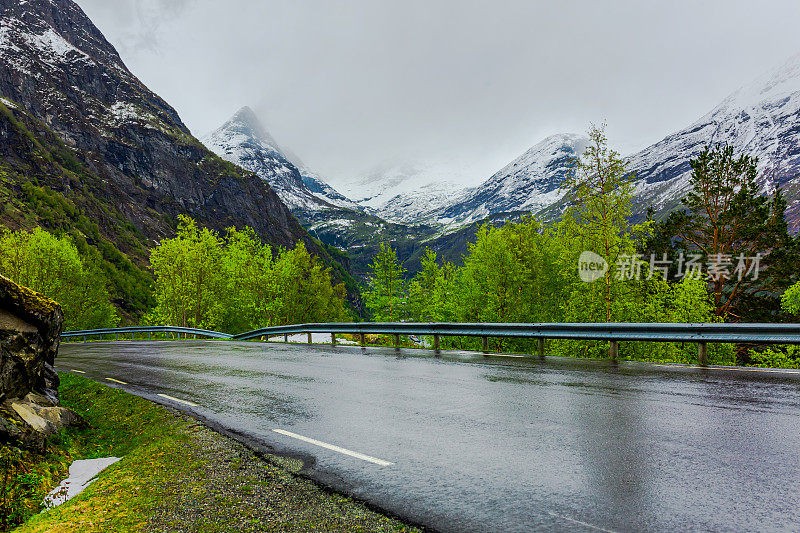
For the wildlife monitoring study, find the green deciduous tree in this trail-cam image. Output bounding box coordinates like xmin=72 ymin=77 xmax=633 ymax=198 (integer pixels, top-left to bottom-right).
xmin=146 ymin=216 xmax=225 ymax=329
xmin=0 ymin=227 xmax=118 ymax=329
xmin=561 ymin=124 xmax=651 ymax=324
xmin=782 ymin=281 xmax=800 ymax=316
xmin=146 ymin=217 xmax=348 ymax=332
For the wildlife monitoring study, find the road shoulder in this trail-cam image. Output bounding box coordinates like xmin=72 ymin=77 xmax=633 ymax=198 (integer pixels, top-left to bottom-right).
xmin=17 ymin=374 xmax=420 ymax=533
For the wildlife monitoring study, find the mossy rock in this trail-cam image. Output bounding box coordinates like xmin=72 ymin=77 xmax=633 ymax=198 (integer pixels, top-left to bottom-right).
xmin=0 ymin=274 xmax=62 ymax=341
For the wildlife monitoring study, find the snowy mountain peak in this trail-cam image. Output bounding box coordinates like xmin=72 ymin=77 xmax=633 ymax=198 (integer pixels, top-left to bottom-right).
xmin=700 ymin=52 xmax=800 ymax=130
xmin=222 ymin=106 xmax=279 ymax=149
xmin=201 ymin=107 xmax=357 ymax=213
xmin=626 ymin=51 xmax=800 ymax=228
xmin=498 ymin=133 xmax=589 ymax=176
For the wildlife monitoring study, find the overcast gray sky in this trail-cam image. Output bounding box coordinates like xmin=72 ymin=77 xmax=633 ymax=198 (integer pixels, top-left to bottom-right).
xmin=76 ymin=0 xmax=800 ymax=187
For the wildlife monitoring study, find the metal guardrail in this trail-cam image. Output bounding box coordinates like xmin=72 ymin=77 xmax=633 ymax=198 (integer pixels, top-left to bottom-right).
xmin=61 ymin=326 xmax=233 ymax=341
xmin=61 ymin=322 xmax=800 ymax=365
xmin=231 ymin=322 xmax=800 ymax=344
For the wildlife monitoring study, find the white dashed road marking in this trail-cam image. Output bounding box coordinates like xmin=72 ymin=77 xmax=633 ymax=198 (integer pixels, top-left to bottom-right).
xmin=547 ymin=512 xmax=618 ymax=533
xmin=157 ymin=393 xmax=199 ymax=407
xmin=272 ymin=429 xmax=394 ymax=466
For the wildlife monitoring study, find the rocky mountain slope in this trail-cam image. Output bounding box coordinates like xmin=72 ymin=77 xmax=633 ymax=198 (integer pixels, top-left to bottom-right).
xmin=627 ymin=53 xmax=800 ymax=229
xmin=202 ymin=108 xmax=441 ymax=279
xmin=0 ymin=0 xmax=341 ymax=312
xmin=0 ymin=0 xmax=319 ymax=245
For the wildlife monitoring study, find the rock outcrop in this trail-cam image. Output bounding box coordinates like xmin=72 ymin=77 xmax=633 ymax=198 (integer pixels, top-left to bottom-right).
xmin=0 ymin=275 xmax=83 ymax=450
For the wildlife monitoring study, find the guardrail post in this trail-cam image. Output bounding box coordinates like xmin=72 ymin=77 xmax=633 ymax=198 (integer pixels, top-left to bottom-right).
xmin=115 ymin=332 xmax=118 ymax=341
xmin=433 ymin=334 xmax=440 ymax=354
xmin=360 ymin=333 xmax=366 ymax=347
xmin=284 ymin=333 xmax=288 ymax=343
xmin=609 ymin=341 xmax=618 ymax=360
xmin=331 ymin=332 xmax=337 ymax=345
xmin=393 ymin=333 xmax=400 ymax=351
xmin=537 ymin=338 xmax=545 ymax=360
xmin=83 ymin=335 xmax=87 ymax=342
xmin=307 ymin=332 xmax=312 ymax=344
xmin=698 ymin=342 xmax=708 ymax=366
xmin=482 ymin=336 xmax=489 ymax=354
xmin=148 ymin=331 xmax=151 ymax=341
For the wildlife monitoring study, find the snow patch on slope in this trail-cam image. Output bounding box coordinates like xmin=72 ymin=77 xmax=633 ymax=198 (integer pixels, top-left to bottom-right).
xmin=428 ymin=133 xmax=589 ymax=225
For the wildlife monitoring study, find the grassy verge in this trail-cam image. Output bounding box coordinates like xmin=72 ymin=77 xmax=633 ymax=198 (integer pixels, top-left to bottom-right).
xmin=13 ymin=374 xmax=419 ymax=532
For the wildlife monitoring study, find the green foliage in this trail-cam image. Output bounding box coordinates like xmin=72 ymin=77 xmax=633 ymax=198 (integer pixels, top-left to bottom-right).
xmin=361 ymin=213 xmax=727 ymax=361
xmin=145 ymin=216 xmax=348 ymax=331
xmin=748 ymin=345 xmax=800 ymax=369
xmin=363 ymin=241 xmax=405 ymax=321
xmin=781 ymin=281 xmax=800 ymax=315
xmin=0 ymin=443 xmax=60 ymax=530
xmin=145 ymin=216 xmax=225 ymax=329
xmin=0 ymin=227 xmax=118 ymax=329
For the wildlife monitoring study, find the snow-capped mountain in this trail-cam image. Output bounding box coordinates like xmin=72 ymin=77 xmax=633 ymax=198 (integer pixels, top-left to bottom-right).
xmin=627 ymin=53 xmax=800 ymax=227
xmin=409 ymin=53 xmax=800 ymax=231
xmin=374 ymin=181 xmax=466 ymax=224
xmin=201 ymin=107 xmax=356 ymax=213
xmin=430 ymin=133 xmax=589 ymax=225
xmin=336 ymin=160 xmax=471 ymax=223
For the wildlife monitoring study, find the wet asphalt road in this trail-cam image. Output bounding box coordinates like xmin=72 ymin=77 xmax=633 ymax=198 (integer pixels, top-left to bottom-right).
xmin=57 ymin=341 xmax=800 ymax=532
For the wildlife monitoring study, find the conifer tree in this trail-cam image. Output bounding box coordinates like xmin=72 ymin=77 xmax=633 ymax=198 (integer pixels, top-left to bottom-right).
xmin=654 ymin=144 xmax=798 ymax=319
xmin=364 ymin=241 xmax=405 ymax=321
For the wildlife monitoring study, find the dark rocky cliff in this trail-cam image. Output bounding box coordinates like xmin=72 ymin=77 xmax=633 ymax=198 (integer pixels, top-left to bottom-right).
xmin=0 ymin=0 xmax=320 ymax=256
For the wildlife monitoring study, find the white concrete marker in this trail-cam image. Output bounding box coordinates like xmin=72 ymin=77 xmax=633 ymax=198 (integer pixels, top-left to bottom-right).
xmin=105 ymin=377 xmax=127 ymax=384
xmin=157 ymin=393 xmax=198 ymax=407
xmin=44 ymin=457 xmax=121 ymax=508
xmin=272 ymin=429 xmax=394 ymax=466
xmin=70 ymin=369 xmax=85 ymax=374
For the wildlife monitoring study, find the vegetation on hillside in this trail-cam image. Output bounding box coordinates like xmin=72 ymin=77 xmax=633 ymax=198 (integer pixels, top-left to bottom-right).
xmin=0 ymin=102 xmax=155 ymax=319
xmin=0 ymin=228 xmax=118 ymax=330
